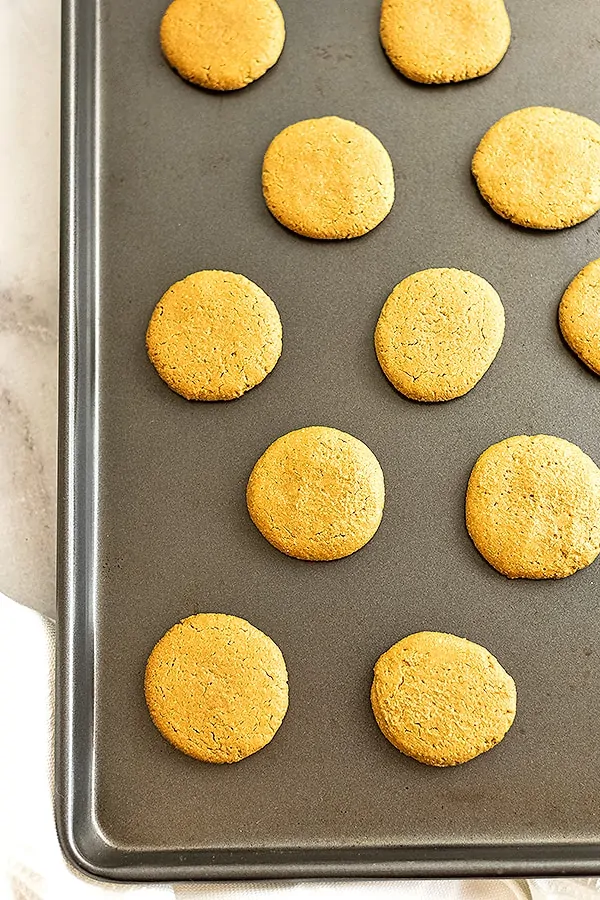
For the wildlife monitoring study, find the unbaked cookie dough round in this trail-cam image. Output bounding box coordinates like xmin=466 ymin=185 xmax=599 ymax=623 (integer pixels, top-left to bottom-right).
xmin=472 ymin=107 xmax=600 ymax=229
xmin=144 ymin=613 xmax=288 ymax=763
xmin=371 ymin=631 xmax=516 ymax=766
xmin=262 ymin=116 xmax=395 ymax=239
xmin=146 ymin=270 xmax=282 ymax=401
xmin=380 ymin=0 xmax=511 ymax=84
xmin=466 ymin=434 xmax=600 ymax=579
xmin=559 ymin=258 xmax=600 ymax=375
xmin=246 ymin=426 xmax=385 ymax=560
xmin=374 ymin=267 xmax=505 ymax=401
xmin=160 ymin=0 xmax=285 ymax=91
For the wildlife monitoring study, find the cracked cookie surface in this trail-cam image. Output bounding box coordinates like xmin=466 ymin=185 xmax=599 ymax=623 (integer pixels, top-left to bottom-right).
xmin=246 ymin=426 xmax=385 ymax=560
xmin=466 ymin=435 xmax=600 ymax=579
xmin=146 ymin=270 xmax=282 ymax=401
xmin=472 ymin=107 xmax=600 ymax=229
xmin=559 ymin=258 xmax=600 ymax=376
xmin=374 ymin=267 xmax=504 ymax=401
xmin=380 ymin=0 xmax=511 ymax=84
xmin=262 ymin=116 xmax=395 ymax=239
xmin=144 ymin=613 xmax=288 ymax=763
xmin=371 ymin=631 xmax=516 ymax=766
xmin=160 ymin=0 xmax=285 ymax=91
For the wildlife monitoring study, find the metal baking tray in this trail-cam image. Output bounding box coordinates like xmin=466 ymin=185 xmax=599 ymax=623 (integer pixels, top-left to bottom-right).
xmin=56 ymin=0 xmax=600 ymax=881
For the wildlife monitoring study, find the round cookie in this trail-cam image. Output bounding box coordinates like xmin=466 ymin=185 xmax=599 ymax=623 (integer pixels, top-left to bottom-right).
xmin=466 ymin=434 xmax=600 ymax=579
xmin=160 ymin=0 xmax=285 ymax=91
xmin=371 ymin=631 xmax=516 ymax=767
xmin=559 ymin=258 xmax=600 ymax=375
xmin=246 ymin=426 xmax=385 ymax=560
xmin=374 ymin=267 xmax=505 ymax=402
xmin=262 ymin=117 xmax=395 ymax=239
xmin=380 ymin=0 xmax=511 ymax=84
xmin=144 ymin=613 xmax=288 ymax=763
xmin=146 ymin=270 xmax=282 ymax=401
xmin=472 ymin=107 xmax=600 ymax=229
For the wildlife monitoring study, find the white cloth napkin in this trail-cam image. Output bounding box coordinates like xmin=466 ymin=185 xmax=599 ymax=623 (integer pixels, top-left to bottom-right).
xmin=0 ymin=591 xmax=596 ymax=900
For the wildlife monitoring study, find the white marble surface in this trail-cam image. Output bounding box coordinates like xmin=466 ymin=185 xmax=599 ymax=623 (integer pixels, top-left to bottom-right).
xmin=0 ymin=0 xmax=60 ymax=616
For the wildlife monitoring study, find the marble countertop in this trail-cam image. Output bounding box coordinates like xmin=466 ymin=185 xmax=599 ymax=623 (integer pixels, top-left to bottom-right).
xmin=1 ymin=0 xmax=60 ymax=616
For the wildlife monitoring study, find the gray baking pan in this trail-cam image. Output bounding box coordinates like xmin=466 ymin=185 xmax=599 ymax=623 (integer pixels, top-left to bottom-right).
xmin=56 ymin=0 xmax=600 ymax=881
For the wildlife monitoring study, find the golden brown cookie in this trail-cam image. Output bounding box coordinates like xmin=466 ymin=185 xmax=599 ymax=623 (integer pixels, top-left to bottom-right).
xmin=380 ymin=0 xmax=511 ymax=84
xmin=374 ymin=268 xmax=505 ymax=401
xmin=559 ymin=258 xmax=600 ymax=375
xmin=262 ymin=117 xmax=395 ymax=239
xmin=371 ymin=631 xmax=516 ymax=766
xmin=144 ymin=613 xmax=288 ymax=763
xmin=466 ymin=435 xmax=600 ymax=579
xmin=472 ymin=107 xmax=600 ymax=229
xmin=160 ymin=0 xmax=285 ymax=91
xmin=146 ymin=270 xmax=282 ymax=401
xmin=246 ymin=426 xmax=385 ymax=560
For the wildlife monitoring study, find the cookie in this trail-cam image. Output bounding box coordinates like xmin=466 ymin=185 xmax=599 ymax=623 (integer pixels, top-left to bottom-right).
xmin=374 ymin=267 xmax=505 ymax=402
xmin=371 ymin=632 xmax=516 ymax=767
xmin=160 ymin=0 xmax=285 ymax=91
xmin=380 ymin=0 xmax=511 ymax=84
xmin=144 ymin=613 xmax=288 ymax=763
xmin=246 ymin=426 xmax=385 ymax=560
xmin=466 ymin=435 xmax=600 ymax=579
xmin=146 ymin=270 xmax=282 ymax=401
xmin=262 ymin=117 xmax=395 ymax=239
xmin=559 ymin=258 xmax=600 ymax=375
xmin=472 ymin=107 xmax=600 ymax=229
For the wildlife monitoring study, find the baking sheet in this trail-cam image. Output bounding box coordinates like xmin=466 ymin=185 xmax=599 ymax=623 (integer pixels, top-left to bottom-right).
xmin=57 ymin=0 xmax=600 ymax=880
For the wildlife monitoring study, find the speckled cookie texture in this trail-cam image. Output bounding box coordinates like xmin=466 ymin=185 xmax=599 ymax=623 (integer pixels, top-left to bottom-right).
xmin=146 ymin=270 xmax=282 ymax=401
xmin=262 ymin=116 xmax=395 ymax=239
xmin=246 ymin=426 xmax=385 ymax=560
xmin=144 ymin=613 xmax=288 ymax=763
xmin=380 ymin=0 xmax=511 ymax=84
xmin=160 ymin=0 xmax=285 ymax=91
xmin=559 ymin=258 xmax=600 ymax=375
xmin=371 ymin=631 xmax=516 ymax=767
xmin=466 ymin=435 xmax=600 ymax=579
xmin=472 ymin=107 xmax=600 ymax=229
xmin=374 ymin=268 xmax=505 ymax=402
